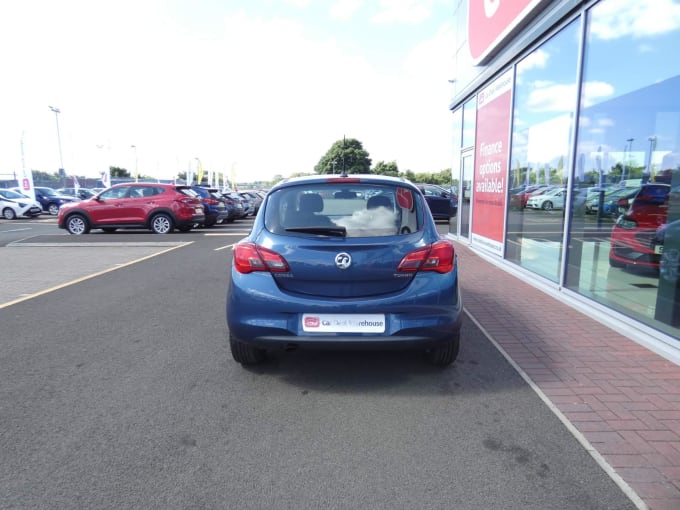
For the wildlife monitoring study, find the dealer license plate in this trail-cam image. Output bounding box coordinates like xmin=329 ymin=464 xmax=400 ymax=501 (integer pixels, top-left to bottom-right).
xmin=302 ymin=314 xmax=385 ymax=333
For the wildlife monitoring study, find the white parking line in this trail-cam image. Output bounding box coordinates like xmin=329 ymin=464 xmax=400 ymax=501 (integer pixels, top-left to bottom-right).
xmin=0 ymin=244 xmax=190 ymax=309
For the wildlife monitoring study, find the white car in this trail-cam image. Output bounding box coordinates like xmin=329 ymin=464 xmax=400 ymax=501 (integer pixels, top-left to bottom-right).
xmin=526 ymin=187 xmax=566 ymax=210
xmin=0 ymin=189 xmax=43 ymax=219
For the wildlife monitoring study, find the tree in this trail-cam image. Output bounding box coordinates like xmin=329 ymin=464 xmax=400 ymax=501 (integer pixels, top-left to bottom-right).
xmin=110 ymin=166 xmax=131 ymax=178
xmin=372 ymin=161 xmax=399 ymax=176
xmin=315 ymin=138 xmax=372 ymax=174
xmin=403 ymin=170 xmax=417 ymax=182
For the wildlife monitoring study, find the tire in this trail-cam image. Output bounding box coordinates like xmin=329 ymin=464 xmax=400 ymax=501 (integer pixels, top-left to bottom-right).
xmin=48 ymin=203 xmax=60 ymax=216
xmin=2 ymin=207 xmax=16 ymax=220
xmin=609 ymin=256 xmax=625 ymax=269
xmin=229 ymin=335 xmax=266 ymax=365
xmin=150 ymin=213 xmax=174 ymax=234
xmin=65 ymin=214 xmax=90 ymax=235
xmin=102 ymin=227 xmax=118 ymax=233
xmin=541 ymin=201 xmax=553 ymax=211
xmin=425 ymin=332 xmax=460 ymax=367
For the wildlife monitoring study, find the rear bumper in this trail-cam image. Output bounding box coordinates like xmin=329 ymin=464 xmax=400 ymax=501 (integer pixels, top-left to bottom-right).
xmin=227 ymin=269 xmax=463 ymax=350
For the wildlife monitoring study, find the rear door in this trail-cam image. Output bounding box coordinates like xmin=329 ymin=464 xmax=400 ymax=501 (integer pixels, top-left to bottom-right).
xmin=262 ymin=182 xmax=426 ymax=298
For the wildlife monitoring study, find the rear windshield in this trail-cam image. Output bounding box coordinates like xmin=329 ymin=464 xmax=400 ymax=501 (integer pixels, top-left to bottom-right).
xmin=264 ymin=183 xmax=423 ymax=237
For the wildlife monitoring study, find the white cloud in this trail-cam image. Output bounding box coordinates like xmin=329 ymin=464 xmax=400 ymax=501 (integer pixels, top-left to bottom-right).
xmin=526 ymin=83 xmax=576 ymax=112
xmin=371 ymin=0 xmax=434 ymax=25
xmin=0 ymin=1 xmax=455 ymax=183
xmin=581 ymin=80 xmax=615 ymax=108
xmin=330 ymin=0 xmax=363 ymax=20
xmin=589 ymin=0 xmax=680 ymax=40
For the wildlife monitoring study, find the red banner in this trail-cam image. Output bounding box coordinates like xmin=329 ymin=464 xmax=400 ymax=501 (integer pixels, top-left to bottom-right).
xmin=468 ymin=0 xmax=549 ymax=64
xmin=471 ymin=69 xmax=513 ymax=255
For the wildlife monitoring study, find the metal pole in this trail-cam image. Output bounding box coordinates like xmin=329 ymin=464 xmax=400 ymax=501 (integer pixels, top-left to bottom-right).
xmin=49 ymin=106 xmax=64 ymax=183
xmin=131 ymin=145 xmax=138 ymax=182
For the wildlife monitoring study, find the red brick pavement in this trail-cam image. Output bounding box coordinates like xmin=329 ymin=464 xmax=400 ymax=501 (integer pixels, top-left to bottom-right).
xmin=454 ymin=243 xmax=680 ymax=510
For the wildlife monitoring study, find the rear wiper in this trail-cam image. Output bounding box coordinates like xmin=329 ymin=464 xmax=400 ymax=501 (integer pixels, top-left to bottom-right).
xmin=285 ymin=226 xmax=347 ymax=237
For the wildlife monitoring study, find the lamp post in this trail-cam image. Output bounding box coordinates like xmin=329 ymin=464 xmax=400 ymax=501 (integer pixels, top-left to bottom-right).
xmin=131 ymin=145 xmax=138 ymax=182
xmin=48 ymin=105 xmax=65 ymax=185
xmin=622 ymin=138 xmax=634 ymax=183
xmin=645 ymin=136 xmax=657 ymax=181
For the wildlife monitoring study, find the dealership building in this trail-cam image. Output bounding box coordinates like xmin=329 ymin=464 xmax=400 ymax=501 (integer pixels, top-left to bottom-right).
xmin=447 ymin=0 xmax=680 ymax=362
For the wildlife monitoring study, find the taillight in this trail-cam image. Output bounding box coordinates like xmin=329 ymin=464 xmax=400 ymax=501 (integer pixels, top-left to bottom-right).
xmin=397 ymin=240 xmax=454 ymax=274
xmin=204 ymin=198 xmax=219 ymax=205
xmin=233 ymin=242 xmax=290 ymax=274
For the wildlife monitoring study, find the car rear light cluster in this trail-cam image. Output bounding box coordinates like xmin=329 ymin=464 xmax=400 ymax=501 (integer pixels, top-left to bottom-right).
xmin=234 ymin=241 xmax=455 ymax=275
xmin=203 ymin=197 xmax=220 ymax=205
xmin=397 ymin=240 xmax=455 ymax=274
xmin=234 ymin=242 xmax=290 ymax=274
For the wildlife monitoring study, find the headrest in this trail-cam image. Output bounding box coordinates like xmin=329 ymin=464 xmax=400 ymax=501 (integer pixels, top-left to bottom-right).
xmin=367 ymin=195 xmax=392 ymax=209
xmin=299 ymin=193 xmax=324 ymax=213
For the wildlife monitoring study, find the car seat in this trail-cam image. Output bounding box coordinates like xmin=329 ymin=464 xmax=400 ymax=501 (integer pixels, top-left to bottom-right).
xmin=366 ymin=195 xmax=392 ymax=210
xmin=294 ymin=193 xmax=333 ymax=226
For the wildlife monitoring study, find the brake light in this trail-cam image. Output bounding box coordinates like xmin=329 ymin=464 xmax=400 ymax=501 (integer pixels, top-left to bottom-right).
xmin=398 ymin=240 xmax=454 ymax=273
xmin=326 ymin=177 xmax=361 ymax=183
xmin=203 ymin=198 xmax=219 ymax=205
xmin=233 ymin=242 xmax=290 ymax=274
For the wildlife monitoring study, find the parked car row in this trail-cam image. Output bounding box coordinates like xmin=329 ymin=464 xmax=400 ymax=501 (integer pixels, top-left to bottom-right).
xmin=0 ymin=184 xmax=269 ymax=224
xmin=609 ymin=183 xmax=672 ymax=272
xmin=53 ymin=183 xmax=266 ymax=234
xmin=584 ymin=186 xmax=641 ymax=216
xmin=0 ymin=188 xmax=43 ymax=219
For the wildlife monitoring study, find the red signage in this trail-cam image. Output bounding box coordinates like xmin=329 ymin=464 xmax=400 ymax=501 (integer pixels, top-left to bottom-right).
xmin=397 ymin=188 xmax=414 ymax=210
xmin=468 ymin=0 xmax=549 ymax=64
xmin=471 ymin=69 xmax=513 ymax=255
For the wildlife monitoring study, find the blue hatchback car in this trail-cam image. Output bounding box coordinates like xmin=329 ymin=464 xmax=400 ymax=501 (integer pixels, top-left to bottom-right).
xmin=226 ymin=174 xmax=463 ymax=366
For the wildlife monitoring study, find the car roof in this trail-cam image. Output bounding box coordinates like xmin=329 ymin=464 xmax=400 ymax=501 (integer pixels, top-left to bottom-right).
xmin=271 ymin=173 xmax=413 ymax=192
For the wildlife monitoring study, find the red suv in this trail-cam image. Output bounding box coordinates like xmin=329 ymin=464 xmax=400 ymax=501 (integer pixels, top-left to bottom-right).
xmin=609 ymin=183 xmax=670 ymax=270
xmin=58 ymin=183 xmax=205 ymax=234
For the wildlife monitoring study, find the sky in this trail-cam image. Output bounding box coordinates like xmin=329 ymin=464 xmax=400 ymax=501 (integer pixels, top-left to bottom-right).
xmin=0 ymin=0 xmax=456 ymax=184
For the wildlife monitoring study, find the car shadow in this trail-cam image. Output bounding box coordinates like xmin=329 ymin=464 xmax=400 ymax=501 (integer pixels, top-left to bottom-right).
xmin=234 ymin=318 xmax=528 ymax=397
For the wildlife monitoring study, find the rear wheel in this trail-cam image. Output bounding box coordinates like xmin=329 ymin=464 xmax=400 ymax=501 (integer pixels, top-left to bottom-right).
xmin=2 ymin=207 xmax=16 ymax=220
xmin=150 ymin=213 xmax=174 ymax=234
xmin=65 ymin=214 xmax=90 ymax=235
xmin=425 ymin=332 xmax=460 ymax=367
xmin=48 ymin=203 xmax=60 ymax=215
xmin=230 ymin=335 xmax=266 ymax=365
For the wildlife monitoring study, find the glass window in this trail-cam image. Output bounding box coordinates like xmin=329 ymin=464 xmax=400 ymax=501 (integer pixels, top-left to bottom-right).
xmin=462 ymin=97 xmax=477 ymax=149
xmin=265 ymin=184 xmax=422 ymax=238
xmin=101 ymin=186 xmax=129 ymax=199
xmin=505 ymin=20 xmax=579 ymax=282
xmin=450 ymin=107 xmax=463 ymax=236
xmin=566 ymin=0 xmax=680 ymax=339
